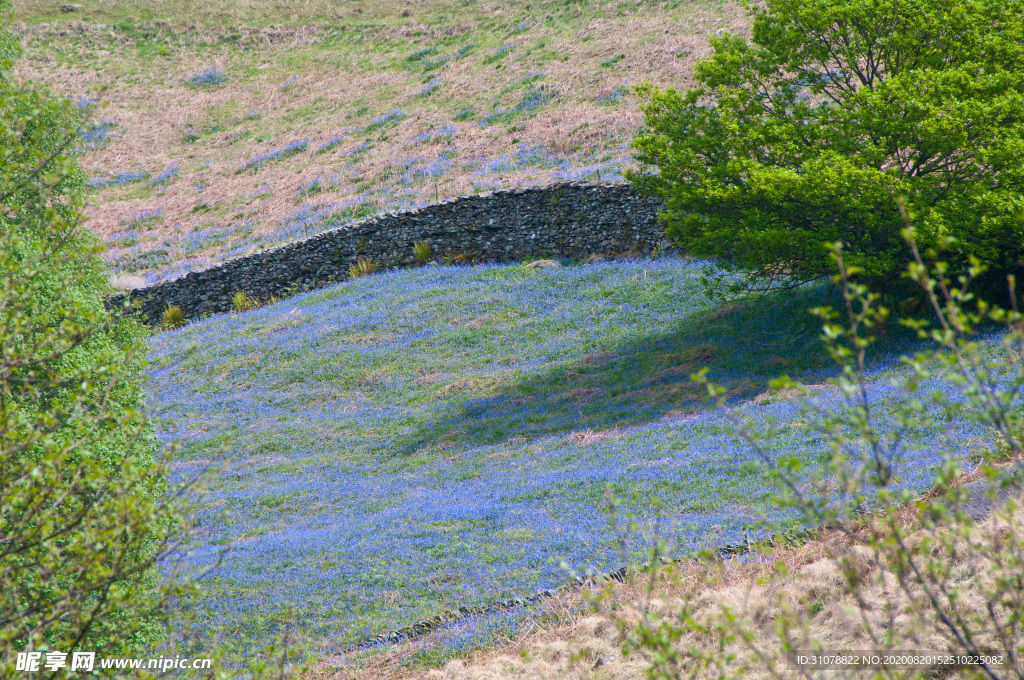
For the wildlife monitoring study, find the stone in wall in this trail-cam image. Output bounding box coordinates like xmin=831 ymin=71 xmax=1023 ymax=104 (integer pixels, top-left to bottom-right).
xmin=107 ymin=182 xmax=668 ymax=325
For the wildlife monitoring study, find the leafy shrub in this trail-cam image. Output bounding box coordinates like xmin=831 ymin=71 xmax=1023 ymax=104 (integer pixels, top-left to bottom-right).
xmin=1 ymin=5 xmax=180 ymax=661
xmin=349 ymin=257 xmax=378 ymax=278
xmin=630 ymin=0 xmax=1024 ymax=299
xmin=414 ymin=240 xmax=432 ymax=264
xmin=162 ymin=303 xmax=186 ymax=329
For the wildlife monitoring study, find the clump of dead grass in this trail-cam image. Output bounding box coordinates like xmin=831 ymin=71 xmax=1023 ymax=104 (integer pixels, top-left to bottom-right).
xmin=562 ymin=428 xmax=622 ymax=446
xmin=109 ymin=272 xmax=146 ymax=291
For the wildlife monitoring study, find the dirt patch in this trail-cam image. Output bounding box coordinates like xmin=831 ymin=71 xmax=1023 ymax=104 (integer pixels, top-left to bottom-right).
xmin=678 ymin=343 xmax=719 ymax=364
xmin=704 ymin=303 xmax=739 ymax=322
xmin=562 ymin=429 xmax=623 ymax=446
xmin=751 ymin=382 xmax=831 ymax=404
xmin=579 ymin=351 xmax=619 ymax=367
xmin=464 ymin=315 xmax=491 ymax=330
xmin=558 ymin=386 xmax=603 ymax=406
xmin=621 ymin=380 xmax=706 ymax=406
xmin=440 ymin=381 xmax=474 ymax=396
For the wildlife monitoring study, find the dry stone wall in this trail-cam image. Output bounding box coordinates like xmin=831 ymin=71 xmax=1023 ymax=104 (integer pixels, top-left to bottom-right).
xmin=110 ymin=182 xmax=667 ymax=325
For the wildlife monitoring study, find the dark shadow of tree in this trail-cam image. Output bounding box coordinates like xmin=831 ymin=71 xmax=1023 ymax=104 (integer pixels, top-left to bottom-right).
xmin=398 ymin=283 xmax=925 ymax=456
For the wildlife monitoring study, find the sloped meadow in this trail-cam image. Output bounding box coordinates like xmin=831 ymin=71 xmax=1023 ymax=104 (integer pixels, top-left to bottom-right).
xmin=13 ymin=0 xmax=750 ymax=289
xmin=147 ymin=257 xmax=1002 ymax=668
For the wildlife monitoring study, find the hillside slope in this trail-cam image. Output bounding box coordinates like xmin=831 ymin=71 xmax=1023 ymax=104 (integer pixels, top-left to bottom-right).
xmin=148 ymin=259 xmax=991 ymax=671
xmin=15 ymin=2 xmax=1011 ymax=675
xmin=11 ymin=0 xmax=749 ymax=287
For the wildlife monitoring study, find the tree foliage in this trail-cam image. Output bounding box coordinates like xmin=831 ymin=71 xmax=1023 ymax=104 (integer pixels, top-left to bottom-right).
xmin=630 ymin=0 xmax=1024 ymax=296
xmin=0 ymin=0 xmax=179 ymax=667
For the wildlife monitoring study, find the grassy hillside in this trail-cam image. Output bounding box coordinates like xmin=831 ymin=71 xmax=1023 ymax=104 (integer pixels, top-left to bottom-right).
xmin=13 ymin=1 xmax=1014 ymax=675
xmin=11 ymin=0 xmax=748 ymax=288
xmin=148 ymin=259 xmax=990 ymax=671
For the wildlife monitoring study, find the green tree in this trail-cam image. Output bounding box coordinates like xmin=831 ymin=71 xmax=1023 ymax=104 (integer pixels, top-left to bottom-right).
xmin=0 ymin=0 xmax=180 ymax=669
xmin=630 ymin=0 xmax=1024 ymax=298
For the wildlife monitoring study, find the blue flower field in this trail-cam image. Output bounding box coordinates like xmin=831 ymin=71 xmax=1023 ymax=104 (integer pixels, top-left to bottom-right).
xmin=147 ymin=257 xmax=1001 ymax=663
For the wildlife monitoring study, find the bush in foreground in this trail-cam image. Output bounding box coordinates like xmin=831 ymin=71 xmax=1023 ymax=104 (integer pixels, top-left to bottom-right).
xmin=0 ymin=0 xmax=179 ymax=665
xmin=630 ymin=0 xmax=1024 ymax=300
xmin=617 ymin=224 xmax=1024 ymax=679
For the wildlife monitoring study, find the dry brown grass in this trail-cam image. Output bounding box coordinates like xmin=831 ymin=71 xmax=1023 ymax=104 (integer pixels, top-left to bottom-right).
xmin=703 ymin=303 xmax=738 ymax=323
xmin=579 ymin=351 xmax=619 ymax=367
xmin=10 ymin=0 xmax=752 ymax=282
xmin=309 ymin=492 xmax=1022 ymax=680
xmin=563 ymin=428 xmax=623 ymax=446
xmin=524 ymin=259 xmax=560 ymax=269
xmin=752 ymin=382 xmax=831 ymax=404
xmin=413 ymin=372 xmax=448 ymax=385
xmin=108 ymin=271 xmax=147 ymax=290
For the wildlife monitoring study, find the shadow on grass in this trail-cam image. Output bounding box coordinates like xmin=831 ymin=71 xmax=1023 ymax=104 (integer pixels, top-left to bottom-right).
xmin=400 ymin=283 xmax=926 ymax=455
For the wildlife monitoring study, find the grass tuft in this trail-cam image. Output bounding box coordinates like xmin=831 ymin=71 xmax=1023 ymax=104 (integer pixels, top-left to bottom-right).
xmin=149 ymin=163 xmax=179 ymax=187
xmin=419 ymin=76 xmax=443 ymax=97
xmin=406 ymin=46 xmax=439 ymax=63
xmin=364 ymin=109 xmax=407 ymax=132
xmin=88 ymin=166 xmax=149 ymax=190
xmin=79 ymin=119 xmax=119 ymax=151
xmin=414 ymin=240 xmax=432 ymax=264
xmin=348 ymin=257 xmax=378 ymax=278
xmin=182 ymin=67 xmax=227 ymax=89
xmin=232 ymin=290 xmax=257 ymax=312
xmin=240 ymin=138 xmax=309 ymax=173
xmin=483 ymin=44 xmax=513 ymax=64
xmin=161 ymin=304 xmax=185 ymax=330
xmin=314 ymin=135 xmax=348 ymax=155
